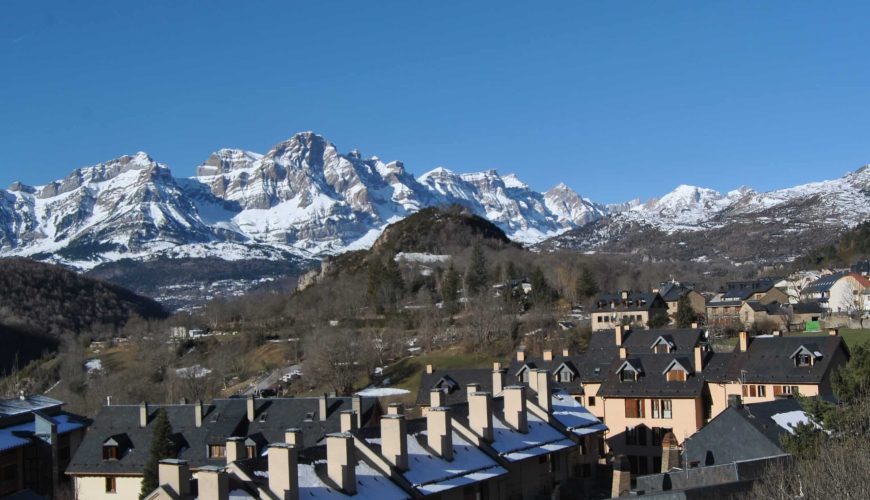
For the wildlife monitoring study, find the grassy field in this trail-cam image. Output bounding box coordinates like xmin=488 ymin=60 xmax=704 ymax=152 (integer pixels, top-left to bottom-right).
xmin=789 ymin=328 xmax=870 ymax=349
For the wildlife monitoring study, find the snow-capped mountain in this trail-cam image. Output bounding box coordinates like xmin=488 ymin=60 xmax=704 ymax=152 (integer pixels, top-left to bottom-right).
xmin=539 ymin=166 xmax=870 ymax=264
xmin=0 ymin=132 xmax=602 ymax=269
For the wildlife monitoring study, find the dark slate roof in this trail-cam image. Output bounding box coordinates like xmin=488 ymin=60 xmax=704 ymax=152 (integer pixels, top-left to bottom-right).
xmin=684 ymin=399 xmax=805 ymax=466
xmin=703 ymin=334 xmax=848 ymax=385
xmin=791 ymin=302 xmax=825 ymax=314
xmin=723 ymin=278 xmax=779 ymax=299
xmin=744 ymin=301 xmax=783 ymax=314
xmin=415 ymin=369 xmax=492 ymax=406
xmin=592 ymin=292 xmax=665 ymax=312
xmin=658 ymin=283 xmax=695 ymax=302
xmin=597 ymin=353 xmax=706 ymax=398
xmin=66 ymin=396 xmax=376 ymax=475
xmin=802 ymin=272 xmax=847 ymax=294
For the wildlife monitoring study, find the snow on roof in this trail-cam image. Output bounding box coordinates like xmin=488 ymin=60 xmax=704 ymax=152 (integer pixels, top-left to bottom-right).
xmin=490 ymin=410 xmax=576 ymax=462
xmin=550 ymin=391 xmax=608 ymax=437
xmin=355 ymin=387 xmax=410 ymax=397
xmin=250 ymin=458 xmax=407 ymax=499
xmin=0 ymin=395 xmax=63 ymax=419
xmin=0 ymin=413 xmax=86 ymax=452
xmin=770 ymin=410 xmax=818 ymax=435
xmin=369 ymin=430 xmax=507 ymax=495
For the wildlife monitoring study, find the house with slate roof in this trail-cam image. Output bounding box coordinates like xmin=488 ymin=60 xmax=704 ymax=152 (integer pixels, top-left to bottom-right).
xmin=654 ymin=281 xmax=706 ymax=324
xmin=738 ymin=300 xmax=788 ymax=330
xmin=706 ymin=278 xmax=788 ymax=327
xmin=590 ymin=291 xmax=668 ymax=331
xmin=0 ymin=395 xmax=88 ymax=498
xmin=800 ymin=271 xmax=870 ymax=314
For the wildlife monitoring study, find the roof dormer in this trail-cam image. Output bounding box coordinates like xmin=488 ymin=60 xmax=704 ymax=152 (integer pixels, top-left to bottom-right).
xmin=662 ymin=359 xmax=692 ymax=382
xmin=553 ymin=362 xmax=578 ymax=383
xmin=433 ymin=375 xmax=460 ymax=393
xmin=790 ymin=345 xmax=822 ymax=367
xmin=616 ymin=360 xmax=642 ymax=382
xmin=102 ymin=434 xmax=130 ymax=460
xmin=650 ymin=335 xmax=676 ymax=354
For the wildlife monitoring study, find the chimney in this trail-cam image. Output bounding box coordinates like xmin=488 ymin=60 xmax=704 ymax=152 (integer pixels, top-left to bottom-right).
xmin=691 ymin=322 xmax=699 ymax=329
xmin=829 ymin=328 xmax=839 ymax=336
xmin=158 ymin=459 xmax=191 ymax=497
xmin=327 ymin=433 xmax=356 ymax=494
xmin=661 ymin=433 xmax=680 ymax=473
xmin=543 ymin=349 xmax=553 ymax=361
xmin=529 ymin=368 xmax=540 ymax=393
xmin=106 ymin=396 xmax=112 ymax=406
xmin=536 ymin=370 xmax=551 ymax=413
xmin=739 ymin=331 xmax=749 ymax=352
xmin=772 ymin=330 xmax=781 ymax=337
xmin=466 ymin=382 xmax=481 ymax=399
xmin=621 ymin=290 xmax=629 ymax=300
xmin=285 ymin=428 xmax=302 ymax=447
xmin=226 ymin=437 xmax=246 ymax=464
xmin=426 ymin=407 xmax=453 ymax=460
xmin=619 ymin=347 xmax=627 ymax=360
xmin=426 ymin=364 xmax=434 ymax=374
xmin=562 ymin=348 xmax=570 ymax=357
xmin=611 ymin=455 xmax=631 ymax=498
xmin=340 ymin=410 xmax=357 ymax=433
xmin=615 ymin=325 xmax=624 ymax=346
xmin=319 ymin=394 xmax=328 ymax=422
xmin=694 ymin=346 xmax=704 ymax=373
xmin=503 ymin=385 xmax=528 ymax=433
xmin=469 ymin=391 xmax=493 ymax=441
xmin=197 ymin=466 xmax=229 ymax=500
xmin=352 ymin=395 xmax=363 ymax=428
xmin=381 ymin=415 xmax=408 ymax=470
xmin=430 ymin=388 xmax=445 ymax=408
xmin=247 ymin=394 xmax=256 ymax=422
xmin=268 ymin=443 xmax=299 ymax=500
xmin=728 ymin=394 xmax=742 ymax=408
xmin=516 ymin=350 xmax=526 ymax=362
xmin=387 ymin=402 xmax=404 ymax=415
xmin=139 ymin=402 xmax=149 ymax=428
xmin=195 ymin=400 xmax=204 ymax=428
xmin=492 ymin=365 xmax=506 ymax=396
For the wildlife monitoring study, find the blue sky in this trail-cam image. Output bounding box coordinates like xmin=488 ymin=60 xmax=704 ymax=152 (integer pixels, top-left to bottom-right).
xmin=1 ymin=1 xmax=869 ymax=204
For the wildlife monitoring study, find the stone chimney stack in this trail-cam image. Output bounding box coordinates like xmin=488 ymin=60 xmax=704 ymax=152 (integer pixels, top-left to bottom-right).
xmin=427 ymin=406 xmax=453 ymax=461
xmin=694 ymin=346 xmax=704 ymax=373
xmin=319 ymin=394 xmax=328 ymax=422
xmin=619 ymin=347 xmax=627 ymax=360
xmin=611 ymin=455 xmax=631 ymax=498
xmin=661 ymin=432 xmax=680 ymax=473
xmin=352 ymin=395 xmax=363 ymax=428
xmin=492 ymin=364 xmax=506 ymax=395
xmin=285 ymin=428 xmax=302 ymax=447
xmin=430 ymin=388 xmax=445 ymax=408
xmin=268 ymin=443 xmax=299 ymax=500
xmin=469 ymin=391 xmax=493 ymax=441
xmin=381 ymin=414 xmax=408 ymax=470
xmin=247 ymin=394 xmax=256 ymax=423
xmin=340 ymin=410 xmax=357 ymax=433
xmin=504 ymin=385 xmax=528 ymax=433
xmin=615 ymin=325 xmax=624 ymax=346
xmin=516 ymin=350 xmax=526 ymax=362
xmin=387 ymin=402 xmax=404 ymax=415
xmin=139 ymin=402 xmax=149 ymax=428
xmin=426 ymin=364 xmax=434 ymax=374
xmin=158 ymin=459 xmax=191 ymax=497
xmin=195 ymin=400 xmax=204 ymax=428
xmin=562 ymin=348 xmax=570 ymax=357
xmin=536 ymin=370 xmax=551 ymax=413
xmin=543 ymin=349 xmax=553 ymax=361
xmin=327 ymin=433 xmax=357 ymax=494
xmin=466 ymin=383 xmax=481 ymax=399
xmin=197 ymin=466 xmax=229 ymax=500
xmin=226 ymin=437 xmax=246 ymax=464
xmin=739 ymin=331 xmax=750 ymax=352
xmin=691 ymin=322 xmax=699 ymax=329
xmin=829 ymin=328 xmax=839 ymax=336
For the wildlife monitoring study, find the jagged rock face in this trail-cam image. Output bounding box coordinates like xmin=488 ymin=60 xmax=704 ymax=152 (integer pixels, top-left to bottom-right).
xmin=1 ymin=130 xmax=867 ymax=270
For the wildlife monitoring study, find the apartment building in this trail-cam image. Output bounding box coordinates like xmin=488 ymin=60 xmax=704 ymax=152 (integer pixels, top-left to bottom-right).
xmin=590 ymin=291 xmax=668 ymax=331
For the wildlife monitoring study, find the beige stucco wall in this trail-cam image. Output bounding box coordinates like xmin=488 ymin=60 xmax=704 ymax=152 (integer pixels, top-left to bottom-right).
xmin=74 ymin=475 xmax=142 ymax=500
xmin=707 ymin=382 xmax=820 ymax=419
xmin=602 ymin=397 xmax=702 ymax=457
xmin=591 ymin=311 xmax=652 ymax=331
xmin=580 ymin=383 xmax=604 ymax=419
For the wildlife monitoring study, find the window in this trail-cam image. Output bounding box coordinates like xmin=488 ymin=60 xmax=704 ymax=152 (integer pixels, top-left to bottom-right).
xmin=625 ymin=427 xmax=638 ymax=445
xmin=105 ymin=477 xmax=117 ymax=493
xmin=758 ymin=385 xmax=766 ymax=397
xmin=651 ymin=399 xmax=660 ymax=419
xmin=797 ymin=354 xmax=812 ymax=367
xmin=653 ymin=456 xmax=662 ymax=473
xmin=560 ymin=370 xmax=573 ymax=383
xmin=246 ymin=445 xmax=256 ymax=459
xmin=625 ymin=398 xmax=645 ymax=418
xmin=103 ymin=446 xmax=118 ymax=460
xmin=666 ymin=370 xmax=686 ymax=382
xmin=209 ymin=445 xmax=226 ymax=458
xmin=662 ymin=399 xmax=672 ymax=418
xmin=588 ymin=396 xmax=596 ymax=407
xmin=742 ymin=384 xmax=767 ymax=398
xmin=651 ymin=427 xmax=672 ymax=446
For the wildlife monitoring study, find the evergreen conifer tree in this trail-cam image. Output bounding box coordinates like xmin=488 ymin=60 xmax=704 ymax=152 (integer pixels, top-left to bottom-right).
xmin=465 ymin=243 xmax=488 ymax=296
xmin=575 ymin=266 xmax=600 ymax=300
xmin=675 ymin=294 xmax=696 ymax=328
xmin=140 ymin=408 xmax=175 ymax=499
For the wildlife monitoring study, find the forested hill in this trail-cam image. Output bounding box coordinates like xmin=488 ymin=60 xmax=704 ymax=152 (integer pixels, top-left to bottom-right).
xmin=0 ymin=257 xmax=167 ymax=373
xmin=795 ymin=221 xmax=870 ymax=269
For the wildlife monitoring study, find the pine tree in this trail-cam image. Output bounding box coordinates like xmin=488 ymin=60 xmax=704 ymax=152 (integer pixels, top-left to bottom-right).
xmin=140 ymin=408 xmax=176 ymax=499
xmin=675 ymin=294 xmax=696 ymax=328
xmin=529 ymin=266 xmax=554 ymax=305
xmin=575 ymin=266 xmax=599 ymax=300
xmin=465 ymin=243 xmax=488 ymax=296
xmin=441 ymin=263 xmax=461 ymax=310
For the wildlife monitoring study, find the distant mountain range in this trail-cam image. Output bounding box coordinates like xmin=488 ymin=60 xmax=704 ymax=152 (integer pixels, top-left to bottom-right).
xmin=1 ymin=131 xmax=868 ymax=273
